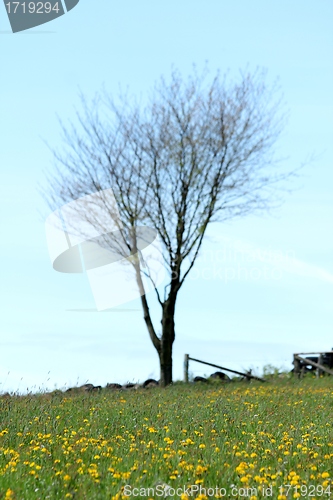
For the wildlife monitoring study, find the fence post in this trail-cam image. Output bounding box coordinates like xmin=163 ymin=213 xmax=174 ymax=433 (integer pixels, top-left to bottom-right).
xmin=293 ymin=354 xmax=300 ymax=379
xmin=317 ymin=354 xmax=323 ymax=378
xmin=184 ymin=354 xmax=189 ymax=383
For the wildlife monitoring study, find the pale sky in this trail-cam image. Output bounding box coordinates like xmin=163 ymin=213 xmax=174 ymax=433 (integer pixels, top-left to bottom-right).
xmin=1 ymin=0 xmax=332 ymax=393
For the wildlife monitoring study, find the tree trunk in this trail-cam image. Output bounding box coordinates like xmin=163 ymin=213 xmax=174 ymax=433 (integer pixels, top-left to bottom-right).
xmin=159 ymin=336 xmax=173 ymax=387
xmin=159 ymin=292 xmax=177 ymax=387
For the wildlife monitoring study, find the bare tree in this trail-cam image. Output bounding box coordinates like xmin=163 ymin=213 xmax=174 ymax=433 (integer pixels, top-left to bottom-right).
xmin=43 ymin=67 xmax=288 ymax=386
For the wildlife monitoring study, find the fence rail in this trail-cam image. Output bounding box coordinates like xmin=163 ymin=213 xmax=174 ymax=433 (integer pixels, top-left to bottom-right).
xmin=184 ymin=354 xmax=266 ymax=383
xmin=293 ymin=353 xmax=333 ymax=378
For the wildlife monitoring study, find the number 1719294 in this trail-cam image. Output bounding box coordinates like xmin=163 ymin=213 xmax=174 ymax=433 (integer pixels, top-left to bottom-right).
xmin=5 ymin=2 xmax=60 ymax=14
xmin=280 ymin=484 xmax=331 ymax=497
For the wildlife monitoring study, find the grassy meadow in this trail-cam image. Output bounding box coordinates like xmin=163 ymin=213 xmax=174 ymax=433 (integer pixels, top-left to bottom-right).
xmin=0 ymin=377 xmax=332 ymax=499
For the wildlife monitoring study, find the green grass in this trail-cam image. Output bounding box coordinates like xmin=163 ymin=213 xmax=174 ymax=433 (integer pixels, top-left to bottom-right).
xmin=0 ymin=377 xmax=332 ymax=499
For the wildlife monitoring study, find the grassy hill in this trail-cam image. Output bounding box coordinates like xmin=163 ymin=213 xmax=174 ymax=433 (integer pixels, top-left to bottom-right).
xmin=0 ymin=377 xmax=332 ymax=499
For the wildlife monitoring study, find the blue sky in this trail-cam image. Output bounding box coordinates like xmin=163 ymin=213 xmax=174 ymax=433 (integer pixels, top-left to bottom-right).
xmin=1 ymin=0 xmax=332 ymax=393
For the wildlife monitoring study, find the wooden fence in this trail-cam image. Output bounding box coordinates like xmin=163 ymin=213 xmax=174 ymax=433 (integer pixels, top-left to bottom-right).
xmin=293 ymin=352 xmax=333 ymax=378
xmin=183 ymin=354 xmax=266 ymax=383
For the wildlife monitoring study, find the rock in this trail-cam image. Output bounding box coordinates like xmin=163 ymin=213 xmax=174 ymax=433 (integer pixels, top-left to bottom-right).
xmin=123 ymin=383 xmax=141 ymax=390
xmin=90 ymin=385 xmax=102 ymax=392
xmin=193 ymin=376 xmax=208 ymax=383
xmin=209 ymin=371 xmax=230 ymax=382
xmin=80 ymin=384 xmax=95 ymax=392
xmin=106 ymin=383 xmax=123 ymax=390
xmin=143 ymin=379 xmax=159 ymax=388
xmin=0 ymin=392 xmax=11 ymax=398
xmin=66 ymin=383 xmax=95 ymax=393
